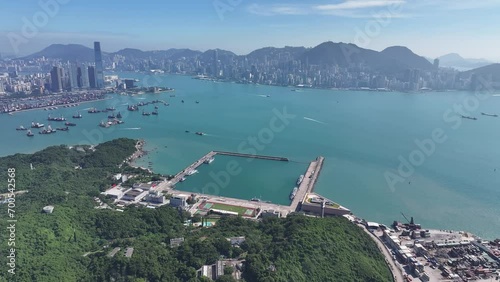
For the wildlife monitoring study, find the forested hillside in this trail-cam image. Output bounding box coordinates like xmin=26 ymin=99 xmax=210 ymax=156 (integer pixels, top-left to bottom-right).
xmin=0 ymin=139 xmax=392 ymax=282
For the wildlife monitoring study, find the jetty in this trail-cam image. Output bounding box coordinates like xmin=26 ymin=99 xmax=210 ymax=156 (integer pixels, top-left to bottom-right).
xmin=290 ymin=156 xmax=324 ymax=211
xmin=213 ymin=151 xmax=288 ymax=161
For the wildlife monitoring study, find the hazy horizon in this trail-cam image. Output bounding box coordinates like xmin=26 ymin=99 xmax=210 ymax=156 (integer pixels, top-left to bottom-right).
xmin=1 ymin=0 xmax=500 ymax=60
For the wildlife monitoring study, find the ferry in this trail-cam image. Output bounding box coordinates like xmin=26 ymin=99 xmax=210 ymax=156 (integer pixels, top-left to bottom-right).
xmin=195 ymin=132 xmax=205 ymax=136
xmin=461 ymin=115 xmax=477 ymax=120
xmin=65 ymin=122 xmax=77 ymax=127
xmin=116 ymin=112 xmax=122 ymax=119
xmin=204 ymin=157 xmax=215 ymax=164
xmin=296 ymin=175 xmax=304 ymax=185
xmin=31 ymin=122 xmax=45 ymax=128
xmin=481 ymin=112 xmax=498 ymax=117
xmin=186 ymin=169 xmax=198 ymax=176
xmin=16 ymin=125 xmax=27 ymax=131
xmin=26 ymin=130 xmax=34 ymax=137
xmin=72 ymin=112 xmax=82 ymax=119
xmin=290 ymin=187 xmax=298 ymax=200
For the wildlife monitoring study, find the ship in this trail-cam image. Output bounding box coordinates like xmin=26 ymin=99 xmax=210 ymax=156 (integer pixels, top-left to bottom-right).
xmin=56 ymin=127 xmax=69 ymax=131
xmin=461 ymin=115 xmax=477 ymax=120
xmin=186 ymin=169 xmax=198 ymax=176
xmin=72 ymin=112 xmax=82 ymax=119
xmin=116 ymin=112 xmax=122 ymax=118
xmin=481 ymin=112 xmax=498 ymax=117
xmin=204 ymin=157 xmax=215 ymax=164
xmin=195 ymin=132 xmax=205 ymax=136
xmin=16 ymin=125 xmax=27 ymax=131
xmin=48 ymin=114 xmax=66 ymax=121
xmin=127 ymin=105 xmax=139 ymax=111
xmin=296 ymin=175 xmax=304 ymax=185
xmin=39 ymin=125 xmax=57 ymax=135
xmin=88 ymin=107 xmax=100 ymax=113
xmin=26 ymin=130 xmax=34 ymax=137
xmin=99 ymin=120 xmax=110 ymax=128
xmin=31 ymin=122 xmax=45 ymax=128
xmin=65 ymin=122 xmax=77 ymax=126
xmin=152 ymin=110 xmax=158 ymax=115
xmin=108 ymin=113 xmax=116 ymax=119
xmin=289 ymin=187 xmax=298 ymax=200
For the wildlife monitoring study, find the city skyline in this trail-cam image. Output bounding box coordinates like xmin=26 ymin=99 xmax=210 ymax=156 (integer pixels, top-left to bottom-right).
xmin=0 ymin=0 xmax=499 ymax=60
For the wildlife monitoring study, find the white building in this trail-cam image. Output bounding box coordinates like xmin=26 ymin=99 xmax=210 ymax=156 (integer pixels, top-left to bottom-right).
xmin=121 ymin=188 xmax=148 ymax=202
xmin=170 ymin=195 xmax=188 ymax=208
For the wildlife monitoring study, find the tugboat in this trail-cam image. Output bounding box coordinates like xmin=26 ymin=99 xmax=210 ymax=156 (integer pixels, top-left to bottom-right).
xmin=72 ymin=112 xmax=82 ymax=119
xmin=31 ymin=122 xmax=45 ymax=128
xmin=195 ymin=132 xmax=205 ymax=136
xmin=142 ymin=111 xmax=151 ymax=116
xmin=65 ymin=122 xmax=77 ymax=127
xmin=26 ymin=130 xmax=34 ymax=137
xmin=116 ymin=112 xmax=122 ymax=119
xmin=16 ymin=125 xmax=27 ymax=131
xmin=56 ymin=126 xmax=69 ymax=131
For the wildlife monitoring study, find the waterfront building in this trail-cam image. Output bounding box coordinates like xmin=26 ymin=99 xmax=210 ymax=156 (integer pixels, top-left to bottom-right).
xmin=94 ymin=41 xmax=105 ymax=89
xmin=50 ymin=66 xmax=63 ymax=92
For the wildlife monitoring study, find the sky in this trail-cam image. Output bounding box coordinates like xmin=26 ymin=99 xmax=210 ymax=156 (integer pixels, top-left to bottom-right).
xmin=0 ymin=0 xmax=499 ymax=61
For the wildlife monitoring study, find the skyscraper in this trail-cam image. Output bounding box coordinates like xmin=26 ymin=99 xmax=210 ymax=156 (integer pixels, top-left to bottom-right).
xmin=88 ymin=66 xmax=96 ymax=89
xmin=94 ymin=41 xmax=104 ymax=89
xmin=69 ymin=64 xmax=79 ymax=90
xmin=433 ymin=58 xmax=440 ymax=70
xmin=50 ymin=66 xmax=63 ymax=92
xmin=80 ymin=65 xmax=90 ymax=89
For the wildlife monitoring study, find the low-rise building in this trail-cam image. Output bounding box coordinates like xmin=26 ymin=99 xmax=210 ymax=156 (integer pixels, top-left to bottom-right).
xmin=170 ymin=194 xmax=188 ymax=208
xmin=121 ymin=188 xmax=148 ymax=202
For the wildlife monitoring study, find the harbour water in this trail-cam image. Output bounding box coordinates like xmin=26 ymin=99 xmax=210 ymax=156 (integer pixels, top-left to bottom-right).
xmin=1 ymin=73 xmax=500 ymax=239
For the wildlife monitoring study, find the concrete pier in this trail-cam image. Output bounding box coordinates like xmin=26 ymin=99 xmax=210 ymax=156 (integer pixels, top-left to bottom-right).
xmin=289 ymin=156 xmax=324 ymax=211
xmin=169 ymin=151 xmax=217 ymax=186
xmin=213 ymin=151 xmax=288 ymax=161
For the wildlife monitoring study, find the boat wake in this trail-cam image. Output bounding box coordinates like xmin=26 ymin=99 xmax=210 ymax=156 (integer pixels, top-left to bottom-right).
xmin=304 ymin=117 xmax=327 ymax=125
xmin=493 ymin=94 xmax=500 ymax=97
xmin=121 ymin=127 xmax=142 ymax=130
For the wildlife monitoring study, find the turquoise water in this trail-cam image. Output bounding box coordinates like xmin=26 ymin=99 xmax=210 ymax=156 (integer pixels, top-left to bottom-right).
xmin=1 ymin=73 xmax=500 ymax=239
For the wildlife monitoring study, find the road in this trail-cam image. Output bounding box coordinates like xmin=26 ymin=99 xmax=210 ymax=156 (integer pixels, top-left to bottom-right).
xmin=360 ymin=225 xmax=405 ymax=282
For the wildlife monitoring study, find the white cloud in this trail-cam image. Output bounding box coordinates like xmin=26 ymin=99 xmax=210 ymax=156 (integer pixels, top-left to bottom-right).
xmin=314 ymin=0 xmax=405 ymax=11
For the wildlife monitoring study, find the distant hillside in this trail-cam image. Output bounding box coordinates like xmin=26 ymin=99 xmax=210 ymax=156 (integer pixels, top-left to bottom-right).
xmin=299 ymin=42 xmax=430 ymax=73
xmin=21 ymin=44 xmax=98 ymax=62
xmin=199 ymin=49 xmax=238 ymax=63
xmin=438 ymin=53 xmax=492 ymax=70
xmin=463 ymin=63 xmax=500 ymax=81
xmin=246 ymin=46 xmax=307 ymax=62
xmin=114 ymin=48 xmax=201 ymax=61
xmin=381 ymin=46 xmax=433 ymax=70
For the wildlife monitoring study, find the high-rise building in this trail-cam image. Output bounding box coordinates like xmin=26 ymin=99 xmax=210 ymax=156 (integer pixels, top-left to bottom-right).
xmin=50 ymin=66 xmax=63 ymax=92
xmin=433 ymin=58 xmax=440 ymax=70
xmin=88 ymin=66 xmax=96 ymax=88
xmin=80 ymin=65 xmax=90 ymax=89
xmin=94 ymin=41 xmax=104 ymax=89
xmin=69 ymin=64 xmax=79 ymax=90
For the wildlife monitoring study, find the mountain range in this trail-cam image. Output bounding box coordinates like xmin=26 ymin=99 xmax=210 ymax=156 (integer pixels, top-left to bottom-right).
xmin=13 ymin=42 xmax=499 ymax=78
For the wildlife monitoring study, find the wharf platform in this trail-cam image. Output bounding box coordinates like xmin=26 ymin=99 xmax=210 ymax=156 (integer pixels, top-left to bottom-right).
xmin=213 ymin=151 xmax=289 ymax=161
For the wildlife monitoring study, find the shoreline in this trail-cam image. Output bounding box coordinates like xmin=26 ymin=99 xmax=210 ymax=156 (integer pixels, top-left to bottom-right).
xmin=3 ymin=97 xmax=114 ymax=115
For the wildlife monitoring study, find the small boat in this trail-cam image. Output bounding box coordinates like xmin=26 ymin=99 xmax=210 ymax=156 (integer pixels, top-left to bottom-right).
xmin=154 ymin=106 xmax=159 ymax=109
xmin=31 ymin=122 xmax=45 ymax=128
xmin=186 ymin=169 xmax=198 ymax=176
xmin=16 ymin=125 xmax=27 ymax=131
xmin=108 ymin=114 xmax=116 ymax=119
xmin=115 ymin=119 xmax=124 ymax=124
xmin=26 ymin=130 xmax=34 ymax=137
xmin=181 ymin=100 xmax=184 ymax=103
xmin=204 ymin=157 xmax=215 ymax=164
xmin=106 ymin=107 xmax=116 ymax=111
xmin=290 ymin=187 xmax=298 ymax=200
xmin=72 ymin=112 xmax=82 ymax=119
xmin=195 ymin=101 xmax=199 ymax=104
xmin=39 ymin=125 xmax=57 ymax=135
xmin=65 ymin=122 xmax=77 ymax=126
xmin=461 ymin=115 xmax=477 ymax=120
xmin=481 ymin=112 xmax=498 ymax=117
xmin=152 ymin=110 xmax=158 ymax=115
xmin=195 ymin=132 xmax=205 ymax=136
xmin=88 ymin=108 xmax=100 ymax=113
xmin=170 ymin=94 xmax=176 ymax=97
xmin=179 ymin=177 xmax=186 ymax=182
xmin=99 ymin=120 xmax=110 ymax=128
xmin=185 ymin=130 xmax=190 ymax=133
xmin=142 ymin=111 xmax=151 ymax=116
xmin=116 ymin=112 xmax=122 ymax=118
xmin=48 ymin=114 xmax=66 ymax=122
xmin=56 ymin=127 xmax=69 ymax=131
xmin=250 ymin=197 xmax=261 ymax=202
xmin=296 ymin=175 xmax=304 ymax=185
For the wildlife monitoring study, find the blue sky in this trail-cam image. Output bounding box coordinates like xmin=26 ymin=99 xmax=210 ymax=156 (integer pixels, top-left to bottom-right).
xmin=0 ymin=0 xmax=499 ymax=60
